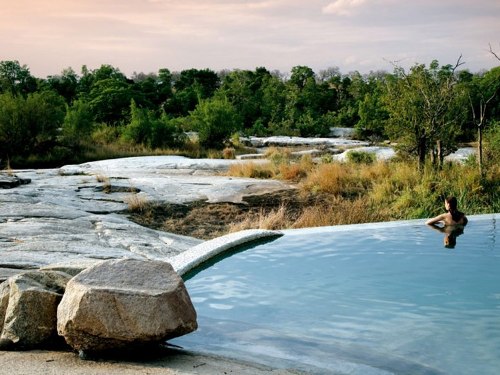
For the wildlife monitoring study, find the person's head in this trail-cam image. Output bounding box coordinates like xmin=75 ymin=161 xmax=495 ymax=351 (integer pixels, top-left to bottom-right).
xmin=444 ymin=196 xmax=458 ymax=212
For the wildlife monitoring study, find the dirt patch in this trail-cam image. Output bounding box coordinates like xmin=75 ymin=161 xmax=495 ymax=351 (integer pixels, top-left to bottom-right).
xmin=127 ymin=189 xmax=324 ymax=240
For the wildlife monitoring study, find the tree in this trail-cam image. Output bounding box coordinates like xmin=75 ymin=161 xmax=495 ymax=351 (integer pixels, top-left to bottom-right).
xmin=131 ymin=68 xmax=173 ymax=110
xmin=384 ymin=59 xmax=467 ymax=168
xmin=165 ymin=69 xmax=220 ymax=116
xmin=0 ymin=91 xmax=65 ymax=158
xmin=88 ymin=78 xmax=134 ymax=124
xmin=61 ymin=99 xmax=95 ymax=149
xmin=189 ymin=96 xmax=241 ymax=148
xmin=219 ymin=68 xmax=272 ymax=131
xmin=467 ymin=67 xmax=500 ymax=173
xmin=122 ymin=101 xmax=183 ymax=149
xmin=46 ymin=68 xmax=79 ymax=103
xmin=0 ymin=60 xmax=37 ymax=96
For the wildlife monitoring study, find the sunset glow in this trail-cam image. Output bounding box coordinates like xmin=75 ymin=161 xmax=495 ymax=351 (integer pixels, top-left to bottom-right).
xmin=1 ymin=0 xmax=499 ymax=76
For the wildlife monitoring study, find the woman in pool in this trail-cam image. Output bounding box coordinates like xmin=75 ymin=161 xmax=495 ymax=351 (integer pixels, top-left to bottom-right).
xmin=425 ymin=196 xmax=468 ymax=226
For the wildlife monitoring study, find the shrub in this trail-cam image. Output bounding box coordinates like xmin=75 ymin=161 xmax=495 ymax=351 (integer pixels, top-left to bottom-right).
xmin=190 ymin=96 xmax=242 ymax=148
xmin=346 ymin=150 xmax=376 ymax=164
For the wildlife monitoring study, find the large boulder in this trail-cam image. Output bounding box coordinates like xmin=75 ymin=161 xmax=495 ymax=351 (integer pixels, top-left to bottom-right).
xmin=57 ymin=259 xmax=197 ymax=353
xmin=0 ymin=270 xmax=72 ymax=349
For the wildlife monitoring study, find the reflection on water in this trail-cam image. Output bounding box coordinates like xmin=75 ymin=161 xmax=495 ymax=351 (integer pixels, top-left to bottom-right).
xmin=426 ymin=223 xmax=465 ymax=249
xmin=172 ymin=215 xmax=499 ymax=375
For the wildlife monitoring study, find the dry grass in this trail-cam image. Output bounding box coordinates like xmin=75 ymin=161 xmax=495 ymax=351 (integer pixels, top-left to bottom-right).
xmin=226 ymin=162 xmax=275 ymax=179
xmin=292 ymin=196 xmax=387 ymax=228
xmin=95 ymin=174 xmax=111 ymax=193
xmin=222 ymin=147 xmax=236 ymax=159
xmin=95 ymin=174 xmax=110 ymax=184
xmin=2 ymin=159 xmax=14 ymax=176
xmin=229 ymin=204 xmax=291 ymax=232
xmin=124 ymin=193 xmax=149 ymax=213
xmin=300 ymin=163 xmax=350 ymax=195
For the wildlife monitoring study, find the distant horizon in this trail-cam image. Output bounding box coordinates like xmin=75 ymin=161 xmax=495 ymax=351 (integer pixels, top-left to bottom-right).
xmin=6 ymin=56 xmax=498 ymax=80
xmin=1 ymin=0 xmax=499 ymax=78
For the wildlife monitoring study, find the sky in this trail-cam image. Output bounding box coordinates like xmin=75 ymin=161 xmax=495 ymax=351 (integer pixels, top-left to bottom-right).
xmin=1 ymin=0 xmax=499 ymax=78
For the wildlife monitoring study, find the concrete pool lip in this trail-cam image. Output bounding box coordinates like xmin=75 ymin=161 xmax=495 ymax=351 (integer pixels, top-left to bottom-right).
xmin=170 ymin=213 xmax=498 ymax=277
xmin=281 ymin=213 xmax=499 ymax=236
xmin=169 ymin=229 xmax=283 ymax=277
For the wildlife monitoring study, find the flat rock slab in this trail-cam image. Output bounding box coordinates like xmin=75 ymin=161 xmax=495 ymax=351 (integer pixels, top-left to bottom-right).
xmin=0 ymin=156 xmax=292 ymax=277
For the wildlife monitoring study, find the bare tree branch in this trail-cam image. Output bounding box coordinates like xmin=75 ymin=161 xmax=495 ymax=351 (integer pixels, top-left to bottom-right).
xmin=489 ymin=43 xmax=500 ymax=62
xmin=452 ymin=54 xmax=465 ymax=72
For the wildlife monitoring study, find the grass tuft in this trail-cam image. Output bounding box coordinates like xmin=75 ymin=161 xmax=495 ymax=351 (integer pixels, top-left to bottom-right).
xmin=124 ymin=193 xmax=149 ymax=213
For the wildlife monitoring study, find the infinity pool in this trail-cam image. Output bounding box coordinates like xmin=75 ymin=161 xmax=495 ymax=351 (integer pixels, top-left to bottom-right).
xmin=172 ymin=215 xmax=499 ymax=375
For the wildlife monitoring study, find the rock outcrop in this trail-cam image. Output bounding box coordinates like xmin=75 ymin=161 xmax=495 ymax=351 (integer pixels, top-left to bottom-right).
xmin=57 ymin=259 xmax=197 ymax=354
xmin=0 ymin=270 xmax=72 ymax=349
xmin=1 ymin=156 xmax=291 ymax=280
xmin=0 ymin=174 xmax=31 ymax=189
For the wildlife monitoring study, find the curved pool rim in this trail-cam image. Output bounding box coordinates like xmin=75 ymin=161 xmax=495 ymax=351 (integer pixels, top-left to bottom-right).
xmin=175 ymin=213 xmax=498 ymax=278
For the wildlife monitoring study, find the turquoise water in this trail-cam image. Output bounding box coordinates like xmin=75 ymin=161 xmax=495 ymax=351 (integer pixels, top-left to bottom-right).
xmin=172 ymin=215 xmax=500 ymax=375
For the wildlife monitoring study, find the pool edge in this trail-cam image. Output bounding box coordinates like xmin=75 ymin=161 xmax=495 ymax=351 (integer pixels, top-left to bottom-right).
xmin=169 ymin=229 xmax=283 ymax=276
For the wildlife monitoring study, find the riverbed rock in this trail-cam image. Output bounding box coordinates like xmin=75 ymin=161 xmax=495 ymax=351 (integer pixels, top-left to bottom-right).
xmin=0 ymin=270 xmax=72 ymax=349
xmin=57 ymin=259 xmax=197 ymax=353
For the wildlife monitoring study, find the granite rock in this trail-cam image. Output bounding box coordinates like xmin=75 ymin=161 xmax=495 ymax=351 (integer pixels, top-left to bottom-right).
xmin=57 ymin=259 xmax=197 ymax=353
xmin=0 ymin=270 xmax=72 ymax=349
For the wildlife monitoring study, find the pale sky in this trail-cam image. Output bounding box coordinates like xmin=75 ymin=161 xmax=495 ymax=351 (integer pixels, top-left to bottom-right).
xmin=1 ymin=0 xmax=499 ymax=78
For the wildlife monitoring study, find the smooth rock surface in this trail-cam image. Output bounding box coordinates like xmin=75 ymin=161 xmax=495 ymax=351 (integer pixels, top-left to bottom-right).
xmin=0 ymin=270 xmax=72 ymax=349
xmin=246 ymin=135 xmax=369 ymax=148
xmin=57 ymin=259 xmax=197 ymax=353
xmin=332 ymin=146 xmax=397 ymax=162
xmin=0 ymin=156 xmax=292 ymax=279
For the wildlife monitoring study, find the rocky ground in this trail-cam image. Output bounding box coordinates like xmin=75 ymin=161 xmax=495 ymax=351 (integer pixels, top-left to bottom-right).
xmin=0 ymin=156 xmax=301 ymax=374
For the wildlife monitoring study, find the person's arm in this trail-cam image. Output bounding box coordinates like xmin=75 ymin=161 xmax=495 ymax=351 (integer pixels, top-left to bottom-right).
xmin=425 ymin=213 xmax=446 ymax=225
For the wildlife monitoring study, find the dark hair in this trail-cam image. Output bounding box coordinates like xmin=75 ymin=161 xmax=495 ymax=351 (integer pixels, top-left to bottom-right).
xmin=445 ymin=196 xmax=463 ymax=222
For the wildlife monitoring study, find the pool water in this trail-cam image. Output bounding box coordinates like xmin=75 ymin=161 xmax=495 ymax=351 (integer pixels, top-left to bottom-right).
xmin=172 ymin=215 xmax=500 ymax=375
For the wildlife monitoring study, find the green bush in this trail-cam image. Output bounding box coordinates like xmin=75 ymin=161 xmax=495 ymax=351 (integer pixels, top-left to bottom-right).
xmin=190 ymin=96 xmax=242 ymax=148
xmin=346 ymin=150 xmax=376 ymax=164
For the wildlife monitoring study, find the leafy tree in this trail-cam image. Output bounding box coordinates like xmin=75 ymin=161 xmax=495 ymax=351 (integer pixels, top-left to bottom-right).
xmin=219 ymin=67 xmax=272 ymax=131
xmin=26 ymin=91 xmax=66 ymax=153
xmin=46 ymin=67 xmax=79 ymax=103
xmin=258 ymin=74 xmax=286 ymax=134
xmin=0 ymin=91 xmax=65 ymax=158
xmin=0 ymin=93 xmax=28 ymax=158
xmin=0 ymin=60 xmax=37 ymax=96
xmin=122 ymin=101 xmax=183 ymax=148
xmin=165 ymin=69 xmax=219 ymax=116
xmin=384 ymin=59 xmax=467 ymax=167
xmin=189 ymin=96 xmax=242 ymax=148
xmin=61 ymin=99 xmax=95 ymax=149
xmin=131 ymin=68 xmax=173 ymax=110
xmin=356 ymin=92 xmax=388 ymax=140
xmin=88 ymin=78 xmax=134 ymax=125
xmin=467 ymin=66 xmax=500 ymax=172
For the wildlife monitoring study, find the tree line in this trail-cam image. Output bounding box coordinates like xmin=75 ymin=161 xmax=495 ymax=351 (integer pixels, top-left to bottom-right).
xmin=0 ymin=59 xmax=499 ymax=168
